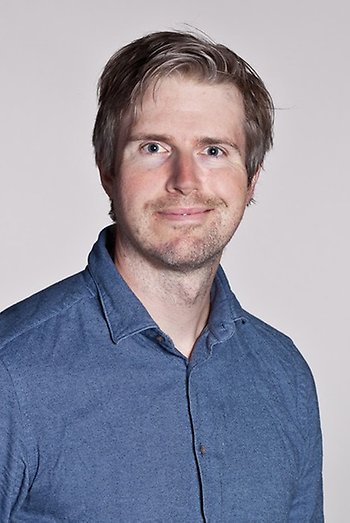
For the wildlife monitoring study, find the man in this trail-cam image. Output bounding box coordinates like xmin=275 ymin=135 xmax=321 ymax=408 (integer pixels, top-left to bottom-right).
xmin=0 ymin=31 xmax=323 ymax=521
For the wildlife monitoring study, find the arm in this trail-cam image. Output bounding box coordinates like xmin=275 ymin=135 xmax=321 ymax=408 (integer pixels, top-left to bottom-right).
xmin=289 ymin=363 xmax=324 ymax=521
xmin=0 ymin=359 xmax=29 ymax=519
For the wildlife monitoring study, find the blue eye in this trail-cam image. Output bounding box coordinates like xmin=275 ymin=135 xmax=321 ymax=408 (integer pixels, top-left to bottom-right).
xmin=144 ymin=143 xmax=161 ymax=153
xmin=205 ymin=146 xmax=222 ymax=157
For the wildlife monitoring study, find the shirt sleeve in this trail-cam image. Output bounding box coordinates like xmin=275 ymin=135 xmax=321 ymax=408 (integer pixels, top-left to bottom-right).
xmin=0 ymin=358 xmax=30 ymax=520
xmin=288 ymin=362 xmax=324 ymax=521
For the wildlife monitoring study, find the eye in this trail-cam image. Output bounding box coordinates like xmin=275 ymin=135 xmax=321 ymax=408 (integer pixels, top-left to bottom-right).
xmin=142 ymin=142 xmax=166 ymax=154
xmin=204 ymin=146 xmax=223 ymax=157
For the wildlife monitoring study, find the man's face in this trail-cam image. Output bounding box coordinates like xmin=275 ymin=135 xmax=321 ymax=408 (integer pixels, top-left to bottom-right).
xmin=104 ymin=76 xmax=258 ymax=272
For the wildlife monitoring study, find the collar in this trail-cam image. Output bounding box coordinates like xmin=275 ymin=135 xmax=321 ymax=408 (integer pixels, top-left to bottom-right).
xmin=87 ymin=226 xmax=157 ymax=344
xmin=207 ymin=265 xmax=246 ymax=343
xmin=87 ymin=226 xmax=245 ymax=345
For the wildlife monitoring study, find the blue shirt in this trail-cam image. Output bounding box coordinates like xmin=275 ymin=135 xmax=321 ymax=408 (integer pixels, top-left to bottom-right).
xmin=0 ymin=227 xmax=323 ymax=522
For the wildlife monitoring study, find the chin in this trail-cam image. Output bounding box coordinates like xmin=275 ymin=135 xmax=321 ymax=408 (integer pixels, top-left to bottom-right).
xmin=144 ymin=240 xmax=225 ymax=273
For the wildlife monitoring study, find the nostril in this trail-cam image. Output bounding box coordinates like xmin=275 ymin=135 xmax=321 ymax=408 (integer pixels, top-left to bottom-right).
xmin=165 ymin=156 xmax=201 ymax=195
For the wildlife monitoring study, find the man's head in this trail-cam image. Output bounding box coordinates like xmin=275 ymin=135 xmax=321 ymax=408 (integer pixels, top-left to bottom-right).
xmin=93 ymin=30 xmax=274 ymax=192
xmin=92 ymin=31 xmax=275 ymax=272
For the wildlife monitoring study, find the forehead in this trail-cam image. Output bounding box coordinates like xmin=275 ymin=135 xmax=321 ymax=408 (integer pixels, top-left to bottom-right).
xmin=132 ymin=76 xmax=245 ymax=134
xmin=139 ymin=74 xmax=243 ymax=108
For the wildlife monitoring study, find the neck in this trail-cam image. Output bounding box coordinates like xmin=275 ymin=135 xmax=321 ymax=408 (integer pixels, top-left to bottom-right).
xmin=114 ymin=245 xmax=220 ymax=358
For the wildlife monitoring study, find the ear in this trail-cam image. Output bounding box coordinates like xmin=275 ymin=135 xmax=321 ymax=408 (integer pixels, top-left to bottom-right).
xmin=99 ymin=168 xmax=114 ymax=199
xmin=245 ymin=168 xmax=261 ymax=206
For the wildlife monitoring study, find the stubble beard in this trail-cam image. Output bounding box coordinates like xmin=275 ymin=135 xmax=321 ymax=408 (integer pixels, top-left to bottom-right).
xmin=115 ymin=195 xmax=243 ymax=274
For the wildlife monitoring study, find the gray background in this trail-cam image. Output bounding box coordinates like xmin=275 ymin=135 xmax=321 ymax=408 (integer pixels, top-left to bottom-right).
xmin=1 ymin=0 xmax=348 ymax=519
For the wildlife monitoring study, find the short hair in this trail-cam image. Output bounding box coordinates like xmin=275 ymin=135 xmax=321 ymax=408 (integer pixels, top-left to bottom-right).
xmin=93 ymin=30 xmax=274 ymax=185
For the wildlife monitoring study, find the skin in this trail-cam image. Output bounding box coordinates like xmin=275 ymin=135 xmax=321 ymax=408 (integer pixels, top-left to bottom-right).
xmin=101 ymin=76 xmax=259 ymax=357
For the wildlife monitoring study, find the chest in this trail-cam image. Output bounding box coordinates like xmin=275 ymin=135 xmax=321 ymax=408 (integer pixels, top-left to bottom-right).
xmin=19 ymin=338 xmax=299 ymax=521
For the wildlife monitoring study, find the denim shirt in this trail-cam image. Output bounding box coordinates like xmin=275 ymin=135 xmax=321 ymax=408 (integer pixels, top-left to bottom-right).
xmin=0 ymin=227 xmax=323 ymax=522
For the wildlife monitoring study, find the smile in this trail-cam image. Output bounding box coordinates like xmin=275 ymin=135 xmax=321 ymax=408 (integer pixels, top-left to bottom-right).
xmin=156 ymin=207 xmax=213 ymax=222
xmin=158 ymin=208 xmax=212 ymax=215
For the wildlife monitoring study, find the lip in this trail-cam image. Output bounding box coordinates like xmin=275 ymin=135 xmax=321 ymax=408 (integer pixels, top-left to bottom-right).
xmin=157 ymin=207 xmax=213 ymax=222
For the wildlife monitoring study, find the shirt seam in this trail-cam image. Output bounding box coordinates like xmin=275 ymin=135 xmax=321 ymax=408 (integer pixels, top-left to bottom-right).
xmin=0 ymin=357 xmax=34 ymax=489
xmin=0 ymin=292 xmax=96 ymax=350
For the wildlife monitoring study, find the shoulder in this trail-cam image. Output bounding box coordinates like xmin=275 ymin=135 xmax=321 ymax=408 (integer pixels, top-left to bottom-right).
xmin=238 ymin=308 xmax=319 ymax=416
xmin=235 ymin=307 xmax=318 ymax=404
xmin=215 ymin=267 xmax=312 ymax=380
xmin=243 ymin=310 xmax=296 ymax=346
xmin=238 ymin=308 xmax=307 ymax=368
xmin=0 ymin=269 xmax=96 ymax=351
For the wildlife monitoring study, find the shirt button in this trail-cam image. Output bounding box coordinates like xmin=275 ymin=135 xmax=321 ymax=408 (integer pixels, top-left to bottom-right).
xmin=156 ymin=335 xmax=164 ymax=344
xmin=200 ymin=445 xmax=206 ymax=456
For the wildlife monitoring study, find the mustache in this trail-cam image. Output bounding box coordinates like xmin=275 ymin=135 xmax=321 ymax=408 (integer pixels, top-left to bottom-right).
xmin=147 ymin=195 xmax=225 ymax=211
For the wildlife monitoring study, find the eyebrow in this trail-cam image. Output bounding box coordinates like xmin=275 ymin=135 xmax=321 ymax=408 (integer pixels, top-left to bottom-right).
xmin=128 ymin=133 xmax=173 ymax=144
xmin=197 ymin=137 xmax=242 ymax=154
xmin=128 ymin=133 xmax=242 ymax=155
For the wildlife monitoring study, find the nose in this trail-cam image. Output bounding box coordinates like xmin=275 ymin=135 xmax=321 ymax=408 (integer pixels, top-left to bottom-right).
xmin=165 ymin=152 xmax=201 ymax=196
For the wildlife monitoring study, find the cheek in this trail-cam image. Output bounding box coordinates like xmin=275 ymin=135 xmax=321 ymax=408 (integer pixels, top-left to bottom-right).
xmin=118 ymin=163 xmax=162 ymax=196
xmin=115 ymin=176 xmax=153 ymax=216
xmin=209 ymin=171 xmax=249 ymax=203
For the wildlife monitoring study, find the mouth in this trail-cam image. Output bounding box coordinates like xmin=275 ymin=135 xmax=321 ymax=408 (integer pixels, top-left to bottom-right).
xmin=156 ymin=207 xmax=213 ymax=222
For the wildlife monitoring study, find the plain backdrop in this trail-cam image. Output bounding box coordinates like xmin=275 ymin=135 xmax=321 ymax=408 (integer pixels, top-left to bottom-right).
xmin=1 ymin=0 xmax=349 ymax=520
